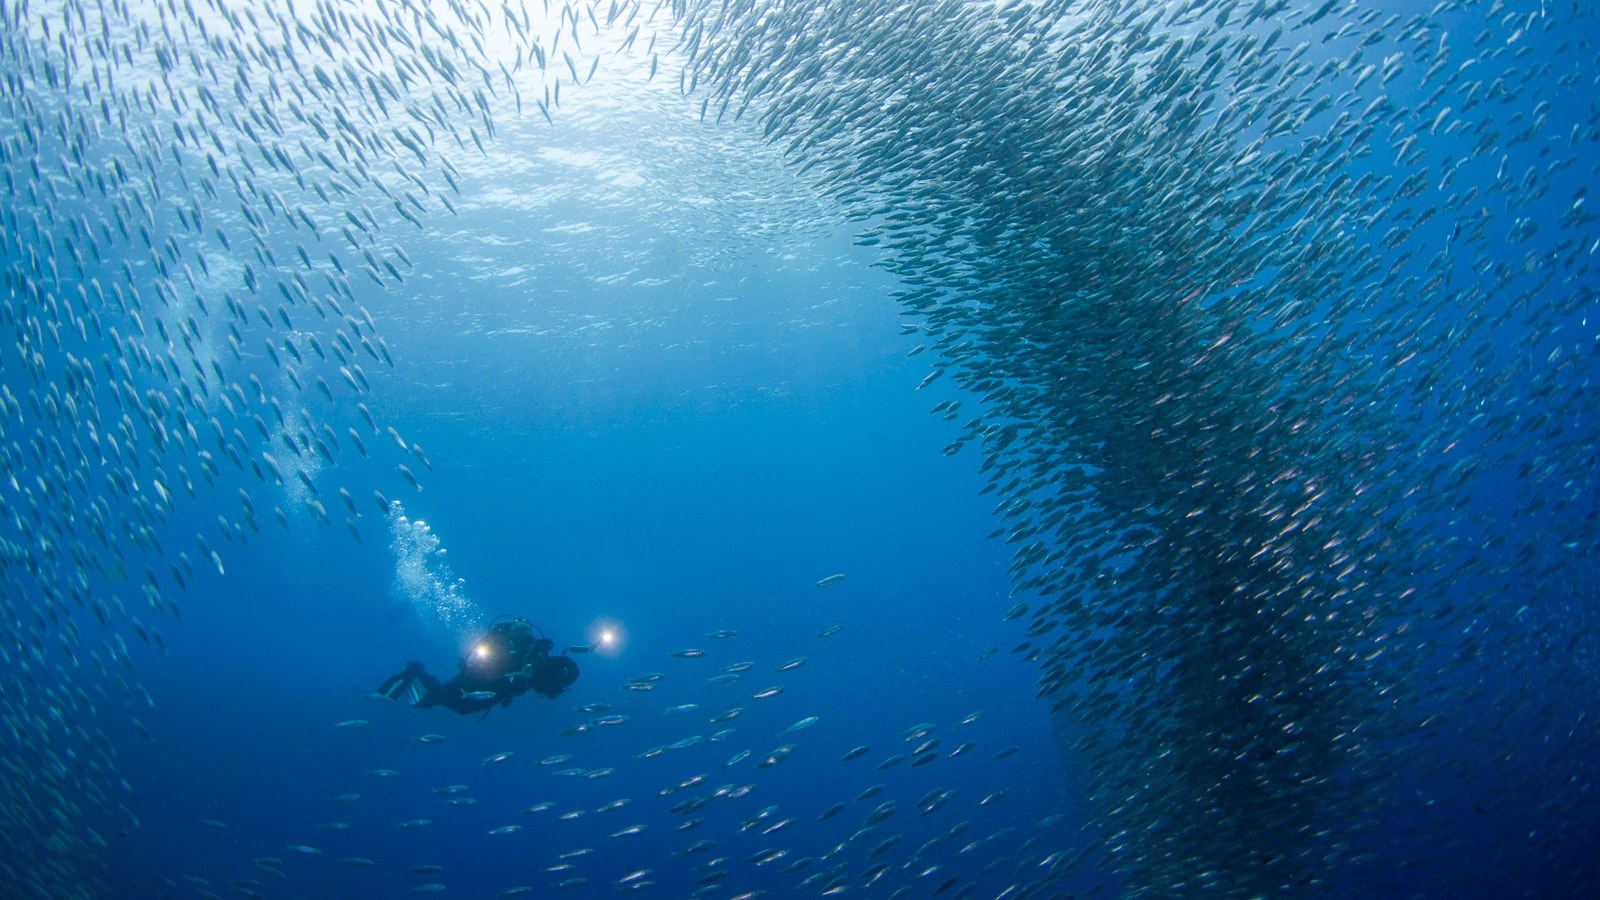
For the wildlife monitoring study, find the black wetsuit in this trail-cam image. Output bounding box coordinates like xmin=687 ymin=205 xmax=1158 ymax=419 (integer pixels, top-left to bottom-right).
xmin=378 ymin=624 xmax=580 ymax=715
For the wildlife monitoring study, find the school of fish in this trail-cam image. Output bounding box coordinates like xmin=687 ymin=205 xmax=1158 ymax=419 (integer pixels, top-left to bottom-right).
xmin=1 ymin=0 xmax=1595 ymax=897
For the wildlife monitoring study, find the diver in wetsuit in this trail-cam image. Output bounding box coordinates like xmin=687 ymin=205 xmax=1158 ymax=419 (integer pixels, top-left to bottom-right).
xmin=377 ymin=616 xmax=580 ymax=715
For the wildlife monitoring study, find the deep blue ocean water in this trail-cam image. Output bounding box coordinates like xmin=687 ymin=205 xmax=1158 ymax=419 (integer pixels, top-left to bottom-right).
xmin=2 ymin=1 xmax=1597 ymax=897
xmin=88 ymin=104 xmax=1091 ymax=896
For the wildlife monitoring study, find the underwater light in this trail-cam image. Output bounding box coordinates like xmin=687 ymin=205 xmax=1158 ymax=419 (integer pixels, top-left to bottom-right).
xmin=588 ymin=618 xmax=624 ymax=656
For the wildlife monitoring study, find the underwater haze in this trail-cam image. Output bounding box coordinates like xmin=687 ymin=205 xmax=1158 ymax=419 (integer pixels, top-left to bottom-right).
xmin=2 ymin=0 xmax=1597 ymax=897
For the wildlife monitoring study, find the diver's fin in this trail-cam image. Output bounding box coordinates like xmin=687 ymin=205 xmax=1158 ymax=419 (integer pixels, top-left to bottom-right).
xmin=402 ymin=675 xmax=427 ymax=706
xmin=377 ymin=676 xmax=405 ymax=702
xmin=378 ymin=663 xmax=431 ymax=706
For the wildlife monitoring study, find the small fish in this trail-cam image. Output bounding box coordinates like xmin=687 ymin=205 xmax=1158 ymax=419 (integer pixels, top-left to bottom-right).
xmin=665 ymin=704 xmax=700 ymax=714
xmin=461 ymin=690 xmax=497 ymax=702
xmin=815 ymin=573 xmax=846 ymax=587
xmin=521 ymin=802 xmax=555 ymax=814
xmin=487 ymin=825 xmax=522 ymax=836
xmin=609 ymin=824 xmax=646 ymax=837
xmin=709 ymin=708 xmax=743 ymax=723
xmin=817 ymin=624 xmax=842 ymax=639
xmin=723 ymin=661 xmax=755 ymax=673
xmin=334 ymin=719 xmax=368 ymax=728
xmin=919 ymin=790 xmax=957 ymax=815
xmin=415 ymin=734 xmax=446 ymax=744
xmin=749 ymin=848 xmax=788 ymax=865
xmin=483 ymin=751 xmax=514 ymax=765
xmin=863 ymin=799 xmax=896 ymax=825
xmin=707 ymin=673 xmax=739 ymax=684
xmin=706 ymin=629 xmax=738 ymax=639
xmin=339 ymin=857 xmax=375 ymax=867
xmin=398 ymin=819 xmax=432 ymax=829
xmin=842 ymin=745 xmax=871 ymax=761
xmin=287 ymin=844 xmax=322 ymax=855
xmin=752 ymin=686 xmax=784 ymax=700
xmin=782 ymin=715 xmax=819 ymax=734
xmin=775 ymin=657 xmax=806 ymax=673
xmin=672 ymin=649 xmax=706 ymax=658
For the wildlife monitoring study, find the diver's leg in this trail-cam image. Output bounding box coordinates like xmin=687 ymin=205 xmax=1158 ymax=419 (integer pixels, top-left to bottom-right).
xmin=436 ymin=694 xmax=483 ymax=715
xmin=423 ymin=675 xmax=498 ymax=715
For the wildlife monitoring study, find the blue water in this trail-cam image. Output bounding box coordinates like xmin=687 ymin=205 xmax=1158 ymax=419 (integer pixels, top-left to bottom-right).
xmin=3 ymin=1 xmax=1598 ymax=897
xmin=92 ymin=113 xmax=1089 ymax=896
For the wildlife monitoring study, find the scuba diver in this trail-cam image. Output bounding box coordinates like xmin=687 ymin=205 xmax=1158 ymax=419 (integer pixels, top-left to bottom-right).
xmin=377 ymin=616 xmax=581 ymax=715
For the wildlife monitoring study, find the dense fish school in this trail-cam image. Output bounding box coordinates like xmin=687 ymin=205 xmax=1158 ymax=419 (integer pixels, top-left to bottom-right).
xmin=2 ymin=0 xmax=1596 ymax=897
